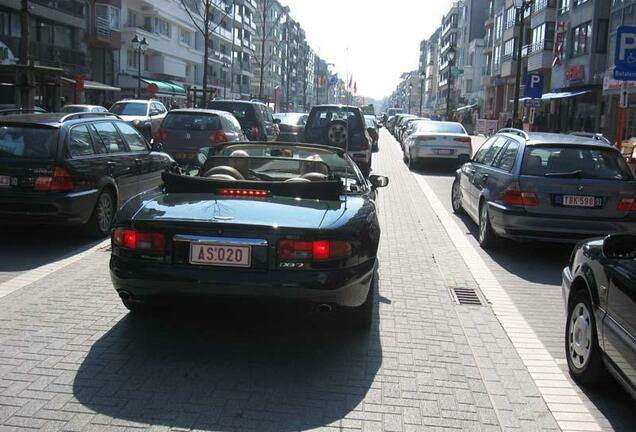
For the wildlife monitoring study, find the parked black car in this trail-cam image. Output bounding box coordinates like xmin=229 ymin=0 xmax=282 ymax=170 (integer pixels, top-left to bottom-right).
xmin=273 ymin=112 xmax=308 ymax=142
xmin=207 ymin=100 xmax=279 ymax=142
xmin=562 ymin=233 xmax=636 ymax=400
xmin=0 ymin=112 xmax=174 ymax=237
xmin=303 ymin=105 xmax=373 ymax=177
xmin=110 ymin=142 xmax=389 ymax=328
xmin=153 ymin=109 xmax=246 ymax=170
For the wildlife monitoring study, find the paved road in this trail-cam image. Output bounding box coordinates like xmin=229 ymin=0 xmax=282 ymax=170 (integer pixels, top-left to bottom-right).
xmin=0 ymin=131 xmax=633 ymax=431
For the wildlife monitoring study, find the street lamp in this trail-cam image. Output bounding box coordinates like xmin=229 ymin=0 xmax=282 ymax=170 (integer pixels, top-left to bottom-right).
xmin=419 ymin=71 xmax=426 ymax=117
xmin=131 ymin=35 xmax=148 ymax=98
xmin=512 ymin=0 xmax=533 ymax=126
xmin=408 ymin=83 xmax=413 ymax=114
xmin=446 ymin=44 xmax=456 ymax=120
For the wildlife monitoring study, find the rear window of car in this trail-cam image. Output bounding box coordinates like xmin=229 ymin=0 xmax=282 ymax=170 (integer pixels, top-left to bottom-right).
xmin=0 ymin=126 xmax=58 ymax=159
xmin=207 ymin=103 xmax=255 ymax=122
xmin=110 ymin=103 xmax=148 ymax=116
xmin=365 ymin=117 xmax=375 ymax=128
xmin=307 ymin=108 xmax=363 ymax=131
xmin=522 ymin=146 xmax=634 ymax=180
xmin=162 ymin=113 xmax=221 ymax=131
xmin=416 ymin=122 xmax=466 ymax=134
xmin=274 ymin=113 xmax=307 ymax=125
xmin=61 ymin=106 xmax=89 ymax=113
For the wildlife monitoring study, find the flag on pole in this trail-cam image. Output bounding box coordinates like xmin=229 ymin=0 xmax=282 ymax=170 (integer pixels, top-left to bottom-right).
xmin=354 ymin=81 xmax=357 ymax=95
xmin=348 ymin=75 xmax=353 ymax=89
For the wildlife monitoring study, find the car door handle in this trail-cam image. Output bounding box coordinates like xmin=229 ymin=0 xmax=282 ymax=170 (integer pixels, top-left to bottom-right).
xmin=134 ymin=158 xmax=142 ymax=166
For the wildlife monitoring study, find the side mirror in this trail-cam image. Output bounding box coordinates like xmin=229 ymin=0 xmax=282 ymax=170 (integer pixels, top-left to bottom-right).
xmin=369 ymin=175 xmax=389 ymax=189
xmin=151 ymin=142 xmax=164 ymax=152
xmin=603 ymin=234 xmax=636 ymax=259
xmin=273 ymin=118 xmax=281 ymax=125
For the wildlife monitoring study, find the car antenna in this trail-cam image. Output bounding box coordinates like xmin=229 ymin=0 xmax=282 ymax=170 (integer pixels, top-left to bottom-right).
xmin=344 ymin=105 xmax=350 ymax=201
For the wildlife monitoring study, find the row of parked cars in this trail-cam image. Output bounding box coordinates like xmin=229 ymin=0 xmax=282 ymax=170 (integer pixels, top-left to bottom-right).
xmin=386 ymin=115 xmax=636 ymax=401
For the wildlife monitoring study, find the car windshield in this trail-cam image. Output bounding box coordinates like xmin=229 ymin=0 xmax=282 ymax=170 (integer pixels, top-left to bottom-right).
xmin=207 ymin=103 xmax=252 ymax=121
xmin=162 ymin=113 xmax=221 ymax=130
xmin=364 ymin=116 xmax=376 ymax=128
xmin=274 ymin=113 xmax=307 ymax=125
xmin=61 ymin=106 xmax=90 ymax=113
xmin=0 ymin=126 xmax=58 ymax=159
xmin=521 ymin=146 xmax=634 ymax=180
xmin=110 ymin=103 xmax=147 ymax=116
xmin=307 ymin=108 xmax=363 ymax=130
xmin=416 ymin=122 xmax=466 ymax=134
xmin=211 ymin=143 xmax=364 ymax=191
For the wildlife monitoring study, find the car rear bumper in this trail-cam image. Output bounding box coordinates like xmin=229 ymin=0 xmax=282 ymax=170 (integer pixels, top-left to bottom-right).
xmin=110 ymin=256 xmax=376 ymax=308
xmin=413 ymin=147 xmax=471 ymax=161
xmin=0 ymin=189 xmax=99 ymax=225
xmin=488 ymin=202 xmax=636 ymax=242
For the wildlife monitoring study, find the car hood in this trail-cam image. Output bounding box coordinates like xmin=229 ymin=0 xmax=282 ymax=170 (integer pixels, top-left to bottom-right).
xmin=129 ymin=193 xmax=357 ymax=229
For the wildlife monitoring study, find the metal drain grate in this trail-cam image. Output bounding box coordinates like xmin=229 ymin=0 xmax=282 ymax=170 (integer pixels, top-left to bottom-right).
xmin=450 ymin=287 xmax=482 ymax=305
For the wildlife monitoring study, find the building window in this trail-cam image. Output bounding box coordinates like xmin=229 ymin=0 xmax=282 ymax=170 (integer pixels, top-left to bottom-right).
xmin=127 ymin=49 xmax=138 ymax=68
xmin=532 ymin=22 xmax=555 ymax=51
xmin=154 ymin=17 xmax=171 ymax=38
xmin=95 ymin=5 xmax=120 ymax=30
xmin=558 ymin=0 xmax=570 ymax=14
xmin=493 ymin=45 xmax=501 ymax=65
xmin=571 ymin=22 xmax=591 ymax=56
xmin=495 ymin=15 xmax=503 ymax=40
xmin=503 ymin=38 xmax=516 ymax=59
xmin=180 ymin=28 xmax=192 ymax=46
xmin=505 ymin=7 xmax=516 ymax=30
xmin=573 ymin=0 xmax=589 ymax=6
xmin=127 ymin=9 xmax=137 ymax=28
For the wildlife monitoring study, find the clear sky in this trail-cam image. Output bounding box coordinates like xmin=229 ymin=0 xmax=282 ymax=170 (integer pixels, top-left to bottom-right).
xmin=281 ymin=0 xmax=452 ymax=100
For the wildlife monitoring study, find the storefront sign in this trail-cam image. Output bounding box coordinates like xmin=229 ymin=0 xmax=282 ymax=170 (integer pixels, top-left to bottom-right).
xmin=566 ymin=65 xmax=585 ymax=83
xmin=604 ymin=75 xmax=636 ymax=91
xmin=0 ymin=42 xmax=16 ymax=65
xmin=552 ymin=22 xmax=567 ymax=69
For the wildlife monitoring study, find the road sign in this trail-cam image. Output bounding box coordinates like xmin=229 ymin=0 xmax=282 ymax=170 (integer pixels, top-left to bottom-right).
xmin=525 ymin=72 xmax=544 ymax=99
xmin=524 ymin=99 xmax=542 ymax=108
xmin=614 ymin=26 xmax=636 ymax=81
xmin=620 ymin=82 xmax=629 ymax=108
xmin=451 ymin=67 xmax=464 ymax=77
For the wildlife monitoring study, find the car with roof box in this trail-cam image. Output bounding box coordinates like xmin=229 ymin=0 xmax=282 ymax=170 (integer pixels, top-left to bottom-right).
xmin=451 ymin=128 xmax=636 ymax=248
xmin=0 ymin=112 xmax=174 ymax=237
xmin=109 ymin=141 xmax=389 ymax=328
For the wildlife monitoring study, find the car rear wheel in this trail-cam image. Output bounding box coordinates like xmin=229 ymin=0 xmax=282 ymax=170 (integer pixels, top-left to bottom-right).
xmin=478 ymin=202 xmax=498 ymax=249
xmin=85 ymin=189 xmax=115 ymax=238
xmin=451 ymin=179 xmax=464 ymax=214
xmin=566 ymin=292 xmax=606 ymax=384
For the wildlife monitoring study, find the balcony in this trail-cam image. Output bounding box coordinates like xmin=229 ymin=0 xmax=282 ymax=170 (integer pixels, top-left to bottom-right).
xmin=31 ymin=0 xmax=85 ymax=18
xmin=527 ymin=40 xmax=555 ymax=71
xmin=213 ymin=26 xmax=233 ymax=41
xmin=532 ymin=0 xmax=556 ymax=15
xmin=91 ymin=16 xmax=121 ymax=46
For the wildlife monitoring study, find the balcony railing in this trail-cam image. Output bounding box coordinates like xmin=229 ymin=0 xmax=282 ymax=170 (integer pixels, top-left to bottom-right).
xmin=532 ymin=0 xmax=556 ymax=14
xmin=525 ymin=40 xmax=553 ymax=56
xmin=31 ymin=0 xmax=85 ymax=18
xmin=96 ymin=16 xmax=112 ymax=38
xmin=214 ymin=26 xmax=233 ymax=40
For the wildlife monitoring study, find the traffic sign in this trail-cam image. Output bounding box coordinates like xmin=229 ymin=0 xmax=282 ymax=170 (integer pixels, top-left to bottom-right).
xmin=525 ymin=72 xmax=544 ymax=99
xmin=451 ymin=67 xmax=464 ymax=77
xmin=614 ymin=26 xmax=636 ymax=81
xmin=620 ymin=82 xmax=629 ymax=108
xmin=524 ymin=99 xmax=542 ymax=108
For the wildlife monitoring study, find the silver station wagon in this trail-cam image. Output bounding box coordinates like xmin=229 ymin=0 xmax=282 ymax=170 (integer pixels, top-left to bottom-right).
xmin=451 ymin=129 xmax=636 ymax=248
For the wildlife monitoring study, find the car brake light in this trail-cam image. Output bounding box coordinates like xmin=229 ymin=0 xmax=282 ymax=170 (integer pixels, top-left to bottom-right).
xmin=209 ymin=131 xmax=228 ymax=144
xmin=289 ymin=126 xmax=301 ymax=133
xmin=217 ymin=188 xmax=271 ymax=197
xmin=34 ymin=167 xmax=74 ymax=192
xmin=454 ymin=137 xmax=471 ymax=143
xmin=618 ymin=197 xmax=636 ymax=211
xmin=154 ymin=128 xmax=168 ymax=142
xmin=112 ymin=229 xmax=166 ymax=253
xmin=503 ymin=190 xmax=538 ymax=206
xmin=277 ymin=240 xmax=352 ymax=261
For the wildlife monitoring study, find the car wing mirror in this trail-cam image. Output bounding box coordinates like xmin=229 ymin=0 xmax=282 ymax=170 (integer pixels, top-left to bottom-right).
xmin=602 ymin=234 xmax=636 ymax=259
xmin=151 ymin=142 xmax=163 ymax=152
xmin=369 ymin=175 xmax=389 ymax=189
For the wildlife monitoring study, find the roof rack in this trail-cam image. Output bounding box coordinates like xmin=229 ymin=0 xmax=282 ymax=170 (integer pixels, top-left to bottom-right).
xmin=497 ymin=128 xmax=529 ymax=139
xmin=59 ymin=112 xmax=120 ymax=122
xmin=568 ymin=131 xmax=611 ymax=144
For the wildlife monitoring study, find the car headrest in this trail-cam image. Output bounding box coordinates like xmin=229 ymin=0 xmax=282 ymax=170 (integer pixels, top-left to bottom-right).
xmin=201 ymin=165 xmax=245 ymax=180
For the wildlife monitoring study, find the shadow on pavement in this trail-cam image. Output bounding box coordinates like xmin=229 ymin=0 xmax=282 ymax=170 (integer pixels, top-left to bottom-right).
xmin=73 ymin=280 xmax=382 ymax=431
xmin=0 ymin=225 xmax=100 ymax=273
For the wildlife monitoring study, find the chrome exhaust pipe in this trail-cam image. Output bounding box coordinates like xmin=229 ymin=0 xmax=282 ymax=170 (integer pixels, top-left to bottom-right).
xmin=316 ymin=303 xmax=333 ymax=313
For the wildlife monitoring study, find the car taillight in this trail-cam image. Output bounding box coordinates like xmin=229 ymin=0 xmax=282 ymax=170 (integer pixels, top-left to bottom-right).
xmin=416 ymin=136 xmax=435 ymax=142
xmin=34 ymin=167 xmax=74 ymax=192
xmin=112 ymin=229 xmax=166 ymax=253
xmin=209 ymin=131 xmax=228 ymax=144
xmin=154 ymin=128 xmax=168 ymax=142
xmin=618 ymin=197 xmax=636 ymax=211
xmin=503 ymin=190 xmax=538 ymax=206
xmin=289 ymin=126 xmax=301 ymax=134
xmin=454 ymin=137 xmax=471 ymax=143
xmin=217 ymin=188 xmax=271 ymax=197
xmin=248 ymin=126 xmax=260 ymax=140
xmin=277 ymin=240 xmax=352 ymax=261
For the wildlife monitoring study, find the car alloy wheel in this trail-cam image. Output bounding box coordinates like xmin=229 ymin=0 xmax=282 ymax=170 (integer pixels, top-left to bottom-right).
xmin=479 ymin=204 xmax=488 ymax=242
xmin=451 ymin=179 xmax=463 ymax=214
xmin=96 ymin=192 xmax=114 ymax=234
xmin=568 ymin=301 xmax=593 ymax=370
xmin=327 ymin=124 xmax=347 ymax=146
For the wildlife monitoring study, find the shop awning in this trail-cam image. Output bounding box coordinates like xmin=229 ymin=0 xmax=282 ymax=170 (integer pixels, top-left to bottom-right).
xmin=455 ymin=103 xmax=478 ymax=112
xmin=541 ymin=90 xmax=591 ymax=100
xmin=141 ymin=78 xmax=186 ymax=95
xmin=60 ymin=77 xmax=121 ymax=91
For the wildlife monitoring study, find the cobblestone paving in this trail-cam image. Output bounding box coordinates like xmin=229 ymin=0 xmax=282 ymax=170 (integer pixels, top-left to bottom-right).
xmin=0 ymin=133 xmax=561 ymax=431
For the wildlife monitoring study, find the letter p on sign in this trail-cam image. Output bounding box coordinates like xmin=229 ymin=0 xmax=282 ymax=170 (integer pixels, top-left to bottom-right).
xmin=620 ymin=33 xmax=636 ymax=61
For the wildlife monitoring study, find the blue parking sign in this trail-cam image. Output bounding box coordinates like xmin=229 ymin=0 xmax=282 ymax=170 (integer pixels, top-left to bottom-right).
xmin=614 ymin=26 xmax=636 ymax=80
xmin=525 ymin=72 xmax=544 ymax=99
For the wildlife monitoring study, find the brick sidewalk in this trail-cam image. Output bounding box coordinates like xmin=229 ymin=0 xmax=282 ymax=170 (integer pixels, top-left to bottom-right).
xmin=0 ymin=132 xmax=560 ymax=431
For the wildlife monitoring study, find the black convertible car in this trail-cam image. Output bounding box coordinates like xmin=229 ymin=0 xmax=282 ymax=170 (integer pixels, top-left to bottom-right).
xmin=110 ymin=142 xmax=388 ymax=328
xmin=562 ymin=233 xmax=636 ymax=399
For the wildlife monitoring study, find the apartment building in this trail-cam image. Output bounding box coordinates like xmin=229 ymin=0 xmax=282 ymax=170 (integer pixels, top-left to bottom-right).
xmin=438 ymin=2 xmax=460 ymax=114
xmin=422 ymin=28 xmax=441 ymax=113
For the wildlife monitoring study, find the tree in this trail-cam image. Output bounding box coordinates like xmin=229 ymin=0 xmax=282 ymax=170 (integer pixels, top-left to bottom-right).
xmin=253 ymin=0 xmax=288 ymax=100
xmin=179 ymin=0 xmax=233 ymax=106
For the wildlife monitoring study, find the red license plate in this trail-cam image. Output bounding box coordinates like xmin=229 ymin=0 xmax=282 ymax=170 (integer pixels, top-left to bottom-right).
xmin=562 ymin=195 xmax=596 ymax=208
xmin=189 ymin=243 xmax=251 ymax=268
